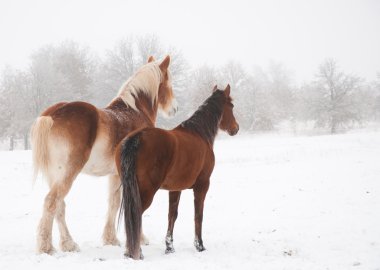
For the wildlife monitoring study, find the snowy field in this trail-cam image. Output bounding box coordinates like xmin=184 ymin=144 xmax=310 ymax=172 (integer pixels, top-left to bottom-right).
xmin=0 ymin=131 xmax=379 ymax=270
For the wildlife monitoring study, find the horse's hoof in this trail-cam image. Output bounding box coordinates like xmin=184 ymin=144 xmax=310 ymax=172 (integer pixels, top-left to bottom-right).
xmin=124 ymin=253 xmax=144 ymax=260
xmin=141 ymin=234 xmax=149 ymax=246
xmin=196 ymin=245 xmax=206 ymax=252
xmin=165 ymin=247 xmax=175 ymax=254
xmin=103 ymin=238 xmax=121 ymax=246
xmin=37 ymin=244 xmax=56 ymax=255
xmin=194 ymin=239 xmax=206 ymax=252
xmin=60 ymin=239 xmax=80 ymax=252
xmin=124 ymin=249 xmax=144 ymax=260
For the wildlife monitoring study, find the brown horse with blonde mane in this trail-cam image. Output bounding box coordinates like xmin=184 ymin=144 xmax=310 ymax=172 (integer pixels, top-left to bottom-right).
xmin=31 ymin=55 xmax=177 ymax=254
xmin=115 ymin=84 xmax=239 ymax=259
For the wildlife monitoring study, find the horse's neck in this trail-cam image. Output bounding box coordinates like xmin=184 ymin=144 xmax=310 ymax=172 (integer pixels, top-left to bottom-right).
xmin=134 ymin=94 xmax=158 ymax=126
xmin=106 ymin=97 xmax=156 ymax=129
xmin=179 ymin=103 xmax=222 ymax=146
xmin=106 ymin=97 xmax=131 ymax=114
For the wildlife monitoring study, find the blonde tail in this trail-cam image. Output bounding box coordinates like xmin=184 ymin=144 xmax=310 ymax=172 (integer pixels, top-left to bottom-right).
xmin=30 ymin=116 xmax=54 ymax=184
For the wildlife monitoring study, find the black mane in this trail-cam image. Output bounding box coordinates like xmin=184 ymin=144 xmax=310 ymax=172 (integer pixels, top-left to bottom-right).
xmin=180 ymin=90 xmax=225 ymax=145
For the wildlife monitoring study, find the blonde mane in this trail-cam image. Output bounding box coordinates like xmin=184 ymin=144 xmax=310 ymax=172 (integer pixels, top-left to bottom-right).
xmin=116 ymin=62 xmax=163 ymax=111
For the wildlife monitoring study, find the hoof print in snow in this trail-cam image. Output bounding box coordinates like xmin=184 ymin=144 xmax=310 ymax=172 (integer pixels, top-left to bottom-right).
xmin=283 ymin=250 xmax=295 ymax=256
xmin=93 ymin=258 xmax=106 ymax=262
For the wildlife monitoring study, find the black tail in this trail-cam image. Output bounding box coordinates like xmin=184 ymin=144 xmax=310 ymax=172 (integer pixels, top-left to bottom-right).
xmin=119 ymin=134 xmax=142 ymax=260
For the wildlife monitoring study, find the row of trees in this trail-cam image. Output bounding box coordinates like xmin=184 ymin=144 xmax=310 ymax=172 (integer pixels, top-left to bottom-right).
xmin=1 ymin=35 xmax=380 ymax=150
xmin=189 ymin=59 xmax=380 ymax=134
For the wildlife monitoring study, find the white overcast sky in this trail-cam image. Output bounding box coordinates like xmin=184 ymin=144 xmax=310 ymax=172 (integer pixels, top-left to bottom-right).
xmin=0 ymin=0 xmax=379 ymax=83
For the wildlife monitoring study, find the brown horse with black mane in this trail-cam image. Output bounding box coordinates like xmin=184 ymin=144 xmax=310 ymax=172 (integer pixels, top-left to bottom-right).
xmin=31 ymin=55 xmax=177 ymax=254
xmin=116 ymin=84 xmax=239 ymax=259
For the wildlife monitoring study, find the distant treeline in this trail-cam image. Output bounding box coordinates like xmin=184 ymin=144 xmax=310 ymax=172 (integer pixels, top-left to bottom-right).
xmin=1 ymin=35 xmax=379 ymax=150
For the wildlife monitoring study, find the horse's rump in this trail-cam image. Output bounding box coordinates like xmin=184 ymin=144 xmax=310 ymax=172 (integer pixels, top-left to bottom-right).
xmin=31 ymin=101 xmax=99 ymax=183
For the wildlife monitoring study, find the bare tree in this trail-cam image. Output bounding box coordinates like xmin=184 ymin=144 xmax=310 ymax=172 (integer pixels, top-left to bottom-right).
xmin=28 ymin=42 xmax=95 ymax=113
xmin=94 ymin=35 xmax=189 ymax=109
xmin=187 ymin=64 xmax=218 ymax=112
xmin=308 ymin=59 xmax=363 ymax=133
xmin=266 ymin=62 xmax=295 ymax=121
xmin=0 ymin=67 xmax=33 ymax=149
xmin=99 ymin=37 xmax=136 ymax=101
xmin=218 ymin=61 xmax=296 ymax=132
xmin=0 ymin=67 xmax=15 ymax=149
xmin=218 ymin=61 xmax=255 ymax=130
xmin=137 ymin=34 xmax=164 ymax=64
xmin=245 ymin=66 xmax=275 ymax=131
xmin=53 ymin=41 xmax=95 ymax=101
xmin=0 ymin=42 xmax=95 ymax=149
xmin=373 ymin=73 xmax=380 ymax=121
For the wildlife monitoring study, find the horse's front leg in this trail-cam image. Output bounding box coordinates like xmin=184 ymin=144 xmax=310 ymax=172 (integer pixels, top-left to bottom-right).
xmin=193 ymin=180 xmax=210 ymax=252
xmin=165 ymin=191 xmax=182 ymax=254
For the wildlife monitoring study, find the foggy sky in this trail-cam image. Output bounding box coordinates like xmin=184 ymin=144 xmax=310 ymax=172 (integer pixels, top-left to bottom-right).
xmin=1 ymin=0 xmax=379 ymax=84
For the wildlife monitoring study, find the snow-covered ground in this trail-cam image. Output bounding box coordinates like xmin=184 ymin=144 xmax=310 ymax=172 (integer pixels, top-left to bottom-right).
xmin=0 ymin=131 xmax=379 ymax=270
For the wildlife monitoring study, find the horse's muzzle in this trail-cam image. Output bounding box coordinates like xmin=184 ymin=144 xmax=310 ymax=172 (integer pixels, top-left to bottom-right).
xmin=168 ymin=105 xmax=178 ymax=117
xmin=228 ymin=124 xmax=239 ymax=136
xmin=167 ymin=99 xmax=178 ymax=117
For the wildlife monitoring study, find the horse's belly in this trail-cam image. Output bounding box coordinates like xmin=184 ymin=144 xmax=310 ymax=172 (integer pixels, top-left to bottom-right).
xmin=160 ymin=147 xmax=205 ymax=190
xmin=82 ymin=137 xmax=116 ymax=176
xmin=160 ymin=179 xmax=194 ymax=191
xmin=160 ymin=169 xmax=199 ymax=191
xmin=82 ymin=155 xmax=115 ymax=176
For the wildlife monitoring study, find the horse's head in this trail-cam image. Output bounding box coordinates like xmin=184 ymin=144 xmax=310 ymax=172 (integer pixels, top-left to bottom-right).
xmin=216 ymin=84 xmax=239 ymax=136
xmin=154 ymin=55 xmax=178 ymax=117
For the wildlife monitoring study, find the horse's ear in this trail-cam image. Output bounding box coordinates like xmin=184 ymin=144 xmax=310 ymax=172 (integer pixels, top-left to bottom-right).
xmin=147 ymin=56 xmax=155 ymax=63
xmin=159 ymin=55 xmax=171 ymax=71
xmin=224 ymin=84 xmax=231 ymax=96
xmin=212 ymin=85 xmax=218 ymax=92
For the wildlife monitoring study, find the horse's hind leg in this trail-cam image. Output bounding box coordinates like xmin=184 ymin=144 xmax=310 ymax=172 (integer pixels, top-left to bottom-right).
xmin=56 ymin=199 xmax=79 ymax=252
xmin=36 ymin=185 xmax=57 ymax=254
xmin=165 ymin=191 xmax=181 ymax=254
xmin=37 ymin=173 xmax=78 ymax=254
